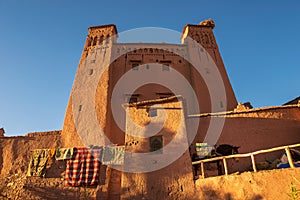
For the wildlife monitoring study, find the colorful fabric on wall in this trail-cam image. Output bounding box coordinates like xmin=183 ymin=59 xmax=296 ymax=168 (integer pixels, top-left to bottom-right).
xmin=27 ymin=149 xmax=50 ymax=177
xmin=65 ymin=147 xmax=102 ymax=187
xmin=102 ymin=146 xmax=125 ymax=165
xmin=55 ymin=148 xmax=75 ymax=160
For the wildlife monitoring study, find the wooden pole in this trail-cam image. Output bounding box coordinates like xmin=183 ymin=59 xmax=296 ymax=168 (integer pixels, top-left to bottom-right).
xmin=201 ymin=162 xmax=205 ymax=178
xmin=223 ymin=158 xmax=228 ymax=175
xmin=251 ymin=154 xmax=257 ymax=172
xmin=285 ymin=147 xmax=295 ymax=168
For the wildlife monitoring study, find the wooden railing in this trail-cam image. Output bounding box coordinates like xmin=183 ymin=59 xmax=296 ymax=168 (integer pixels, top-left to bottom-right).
xmin=192 ymin=143 xmax=300 ymax=178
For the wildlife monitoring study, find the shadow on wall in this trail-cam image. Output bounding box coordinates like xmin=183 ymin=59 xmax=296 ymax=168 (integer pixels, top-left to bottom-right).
xmin=199 ymin=187 xmax=263 ymax=200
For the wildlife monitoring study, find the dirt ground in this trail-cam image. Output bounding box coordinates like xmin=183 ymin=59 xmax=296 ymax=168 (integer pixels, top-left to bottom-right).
xmin=195 ymin=168 xmax=300 ymax=200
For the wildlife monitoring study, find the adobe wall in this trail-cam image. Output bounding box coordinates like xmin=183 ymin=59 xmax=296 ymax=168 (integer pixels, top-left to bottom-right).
xmin=121 ymin=98 xmax=195 ymax=200
xmin=0 ymin=130 xmax=61 ymax=177
xmin=0 ymin=130 xmax=111 ymax=199
xmin=188 ymin=106 xmax=300 ymax=174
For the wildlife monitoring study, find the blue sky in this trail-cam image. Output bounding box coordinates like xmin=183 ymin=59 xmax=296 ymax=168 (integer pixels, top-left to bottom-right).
xmin=0 ymin=1 xmax=299 ymax=136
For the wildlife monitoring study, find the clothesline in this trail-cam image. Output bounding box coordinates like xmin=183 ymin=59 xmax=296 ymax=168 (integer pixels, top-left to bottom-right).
xmin=27 ymin=145 xmax=125 ymax=187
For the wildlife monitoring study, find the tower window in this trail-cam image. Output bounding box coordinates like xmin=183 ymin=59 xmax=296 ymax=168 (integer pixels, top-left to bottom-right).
xmin=220 ymin=101 xmax=224 ymax=108
xmin=132 ymin=63 xmax=139 ymax=71
xmin=162 ymin=64 xmax=169 ymax=71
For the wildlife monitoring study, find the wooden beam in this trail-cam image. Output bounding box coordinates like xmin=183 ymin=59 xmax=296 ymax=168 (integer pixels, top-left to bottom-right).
xmin=251 ymin=154 xmax=257 ymax=172
xmin=285 ymin=147 xmax=295 ymax=168
xmin=223 ymin=158 xmax=228 ymax=175
xmin=201 ymin=162 xmax=205 ymax=178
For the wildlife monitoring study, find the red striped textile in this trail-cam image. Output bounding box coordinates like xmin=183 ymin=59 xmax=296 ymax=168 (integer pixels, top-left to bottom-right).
xmin=65 ymin=147 xmax=102 ymax=186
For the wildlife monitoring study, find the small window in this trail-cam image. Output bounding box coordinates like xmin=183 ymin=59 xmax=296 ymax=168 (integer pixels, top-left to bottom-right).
xmin=89 ymin=69 xmax=93 ymax=75
xmin=150 ymin=136 xmax=163 ymax=153
xmin=220 ymin=101 xmax=224 ymax=108
xmin=162 ymin=64 xmax=169 ymax=71
xmin=132 ymin=64 xmax=139 ymax=71
xmin=128 ymin=97 xmax=138 ymax=103
xmin=79 ymin=105 xmax=82 ymax=111
xmin=158 ymin=93 xmax=174 ymax=99
xmin=148 ymin=108 xmax=157 ymax=117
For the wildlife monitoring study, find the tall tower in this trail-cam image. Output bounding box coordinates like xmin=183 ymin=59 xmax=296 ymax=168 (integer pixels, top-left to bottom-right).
xmin=61 ymin=20 xmax=238 ymax=148
xmin=181 ymin=19 xmax=237 ymax=111
xmin=61 ymin=24 xmax=117 ymax=147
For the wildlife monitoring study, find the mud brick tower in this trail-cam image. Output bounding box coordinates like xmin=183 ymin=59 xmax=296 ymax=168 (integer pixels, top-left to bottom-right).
xmin=61 ymin=20 xmax=237 ymax=148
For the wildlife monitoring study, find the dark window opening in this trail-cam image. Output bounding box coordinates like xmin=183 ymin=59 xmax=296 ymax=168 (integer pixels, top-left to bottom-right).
xmin=128 ymin=97 xmax=138 ymax=103
xmin=158 ymin=93 xmax=174 ymax=99
xmin=148 ymin=108 xmax=157 ymax=117
xmin=162 ymin=64 xmax=170 ymax=71
xmin=132 ymin=63 xmax=139 ymax=71
xmin=150 ymin=136 xmax=163 ymax=153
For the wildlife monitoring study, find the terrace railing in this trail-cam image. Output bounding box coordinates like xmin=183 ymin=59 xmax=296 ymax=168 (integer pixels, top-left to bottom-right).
xmin=192 ymin=143 xmax=300 ymax=178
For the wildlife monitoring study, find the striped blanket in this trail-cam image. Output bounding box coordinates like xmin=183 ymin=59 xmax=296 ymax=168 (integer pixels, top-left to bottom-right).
xmin=65 ymin=147 xmax=102 ymax=186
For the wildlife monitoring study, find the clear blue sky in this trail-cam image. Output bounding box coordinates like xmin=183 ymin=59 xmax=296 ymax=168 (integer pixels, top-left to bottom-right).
xmin=0 ymin=1 xmax=299 ymax=136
